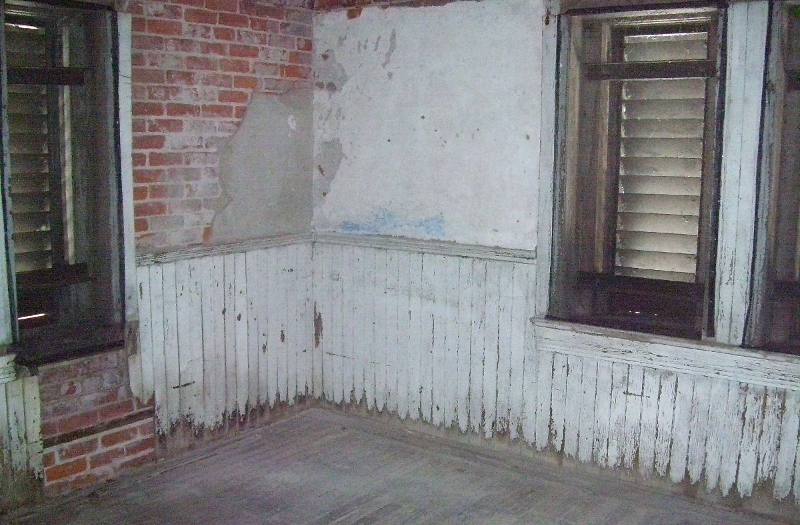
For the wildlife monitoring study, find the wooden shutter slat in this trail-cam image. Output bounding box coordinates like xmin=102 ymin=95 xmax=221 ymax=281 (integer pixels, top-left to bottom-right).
xmin=620 ymin=157 xmax=702 ymax=177
xmin=616 ymin=249 xmax=697 ymax=274
xmin=624 ymin=39 xmax=707 ymax=63
xmin=617 ymin=213 xmax=699 ymax=236
xmin=15 ymin=251 xmax=53 ymax=273
xmin=623 ymin=98 xmax=705 ymax=119
xmin=618 ymin=194 xmax=701 ymax=216
xmin=623 ymin=78 xmax=706 ymax=100
xmin=615 ymin=267 xmax=695 ymax=283
xmin=619 ymin=175 xmax=701 ymax=196
xmin=616 ymin=231 xmax=697 ymax=255
xmin=622 ymin=119 xmax=704 ymax=139
xmin=622 ymin=138 xmax=703 ymax=158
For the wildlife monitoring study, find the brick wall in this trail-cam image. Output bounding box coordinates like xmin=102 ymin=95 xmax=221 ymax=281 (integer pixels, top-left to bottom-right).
xmin=127 ymin=0 xmax=313 ymax=252
xmin=313 ymin=0 xmax=455 ymax=9
xmin=38 ymin=350 xmax=155 ymax=495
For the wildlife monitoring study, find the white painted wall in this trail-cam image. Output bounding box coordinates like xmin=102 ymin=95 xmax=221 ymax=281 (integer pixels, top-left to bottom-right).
xmin=313 ymin=0 xmax=547 ymax=250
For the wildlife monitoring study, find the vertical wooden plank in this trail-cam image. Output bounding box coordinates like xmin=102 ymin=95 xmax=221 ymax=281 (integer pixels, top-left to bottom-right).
xmin=234 ymin=253 xmax=249 ymax=415
xmin=736 ymin=384 xmax=766 ymax=497
xmin=562 ymin=355 xmax=582 ymax=459
xmin=469 ymin=259 xmax=487 ymax=433
xmin=522 ymin=263 xmax=539 ymax=446
xmin=286 ymin=246 xmax=298 ymax=405
xmin=341 ymin=245 xmax=355 ymax=404
xmin=638 ymin=367 xmax=660 ymax=478
xmin=365 ymin=248 xmax=378 ymax=410
xmin=407 ymin=251 xmax=423 ymax=420
xmin=686 ymin=375 xmax=712 ymax=484
xmin=245 ymin=250 xmax=262 ymax=410
xmin=223 ymin=255 xmax=237 ymax=416
xmin=534 ymin=349 xmax=554 ymax=451
xmin=200 ymin=257 xmax=218 ymax=427
xmin=622 ymin=365 xmax=643 ymax=470
xmin=428 ymin=255 xmax=445 ymax=426
xmin=302 ymin=243 xmax=314 ymax=398
xmin=257 ymin=249 xmax=271 ymax=408
xmin=22 ymin=377 xmax=41 ymax=475
xmin=715 ymin=0 xmax=770 ymax=344
xmin=508 ymin=263 xmax=527 ymax=440
xmin=176 ymin=259 xmax=203 ymax=423
xmin=352 ymin=247 xmax=365 ymax=405
xmin=704 ymin=378 xmax=731 ymax=491
xmin=456 ymin=257 xmax=472 ymax=432
xmin=333 ymin=246 xmax=346 ymax=405
xmin=550 ymin=353 xmax=568 ymax=453
xmin=495 ymin=262 xmax=513 ymax=435
xmin=0 ymin=385 xmax=8 ymax=465
xmin=719 ymin=382 xmax=747 ymax=496
xmin=669 ymin=373 xmax=694 ymax=484
xmin=396 ymin=250 xmax=410 ymax=418
xmin=775 ymin=390 xmax=800 ymax=500
xmin=137 ymin=266 xmax=152 ymax=402
xmin=420 ymin=254 xmax=435 ymax=423
xmin=318 ymin=244 xmax=332 ymax=403
xmin=374 ymin=249 xmax=389 ymax=412
xmin=390 ymin=250 xmax=404 ymax=414
xmin=757 ymin=388 xmax=782 ymax=485
xmin=267 ymin=248 xmax=281 ymax=407
xmin=6 ymin=380 xmax=26 ymax=471
xmin=311 ymin=243 xmax=322 ymax=399
xmin=276 ymin=248 xmax=290 ymax=405
xmin=593 ymin=360 xmax=613 ymax=466
xmin=213 ymin=256 xmax=226 ymax=424
xmin=607 ymin=362 xmax=628 ymax=469
xmin=654 ymin=372 xmax=677 ymax=477
xmin=149 ymin=265 xmax=167 ymax=429
xmin=444 ymin=256 xmax=460 ymax=429
xmin=577 ymin=358 xmax=597 ymax=464
xmin=162 ymin=263 xmax=180 ymax=428
xmin=482 ymin=261 xmax=500 ymax=437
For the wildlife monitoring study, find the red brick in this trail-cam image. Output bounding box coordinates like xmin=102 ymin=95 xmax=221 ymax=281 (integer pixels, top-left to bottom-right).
xmin=120 ymin=450 xmax=156 ymax=470
xmin=297 ymin=37 xmax=312 ymax=52
xmin=99 ymin=399 xmax=135 ymax=422
xmin=229 ymin=44 xmax=259 ymax=58
xmin=150 ymin=152 xmax=185 ymax=166
xmin=206 ymin=0 xmax=239 ymax=12
xmin=133 ymin=34 xmax=164 ymax=51
xmin=132 ymin=68 xmax=165 ymax=84
xmin=136 ymin=420 xmax=155 ymax=436
xmin=134 ymin=169 xmax=165 ymax=184
xmin=281 ymin=65 xmax=309 ymax=79
xmin=45 ymin=458 xmax=87 ymax=483
xmin=165 ymin=70 xmax=196 ymax=85
xmin=133 ymin=153 xmax=147 ymax=167
xmin=166 ymin=103 xmax=201 ymax=117
xmin=132 ymin=16 xmax=147 ymax=32
xmin=234 ymin=105 xmax=247 ymax=119
xmin=184 ymin=8 xmax=217 ymax=24
xmin=149 ymin=184 xmax=184 ymax=199
xmin=43 ymin=452 xmax=56 ymax=468
xmin=59 ymin=411 xmax=99 ymax=435
xmin=202 ymin=104 xmax=233 ymax=118
xmin=101 ymin=426 xmax=139 ymax=448
xmin=133 ymin=102 xmax=164 ymax=116
xmin=147 ymin=19 xmax=183 ymax=36
xmin=218 ymin=90 xmax=249 ymax=103
xmin=220 ymin=58 xmax=250 ymax=73
xmin=199 ymin=73 xmax=233 ymax=87
xmin=132 ymin=119 xmax=147 ymax=132
xmin=134 ymin=186 xmax=148 ymax=201
xmin=133 ymin=134 xmax=166 ymax=149
xmin=172 ymin=0 xmax=205 ymax=6
xmin=186 ymin=56 xmax=217 ymax=71
xmin=136 ymin=201 xmax=168 ymax=217
xmin=89 ymin=447 xmax=126 ymax=469
xmin=233 ymin=75 xmax=258 ymax=89
xmin=218 ymin=13 xmax=249 ymax=27
xmin=213 ymin=27 xmax=236 ymax=40
xmin=289 ymin=51 xmax=311 ymax=66
xmin=59 ymin=438 xmax=99 ymax=460
xmin=148 ymin=119 xmax=184 ymax=132
xmin=135 ymin=218 xmax=149 ymax=233
xmin=269 ymin=33 xmax=295 ymax=49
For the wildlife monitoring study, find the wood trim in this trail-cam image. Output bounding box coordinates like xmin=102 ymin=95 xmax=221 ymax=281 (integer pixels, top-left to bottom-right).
xmin=585 ymin=59 xmax=716 ymax=80
xmin=714 ymin=1 xmax=769 ymax=345
xmin=7 ymin=67 xmax=86 ymax=86
xmin=534 ymin=318 xmax=800 ymax=391
xmin=315 ymin=233 xmax=537 ymax=263
xmin=136 ymin=233 xmax=313 ymax=266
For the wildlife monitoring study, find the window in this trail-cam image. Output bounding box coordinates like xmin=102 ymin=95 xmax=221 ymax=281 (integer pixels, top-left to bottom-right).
xmin=1 ymin=1 xmax=124 ymax=360
xmin=751 ymin=2 xmax=800 ymax=353
xmin=549 ymin=6 xmax=723 ymax=339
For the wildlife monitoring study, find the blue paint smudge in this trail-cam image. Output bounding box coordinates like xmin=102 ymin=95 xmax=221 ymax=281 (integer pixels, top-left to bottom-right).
xmin=341 ymin=209 xmax=445 ymax=238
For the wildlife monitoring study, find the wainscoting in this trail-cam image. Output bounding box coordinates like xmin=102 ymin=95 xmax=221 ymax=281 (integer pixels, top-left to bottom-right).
xmin=133 ymin=234 xmax=800 ymax=506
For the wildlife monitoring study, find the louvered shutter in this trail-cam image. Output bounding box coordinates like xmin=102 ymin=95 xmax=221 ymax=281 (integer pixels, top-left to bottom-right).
xmin=615 ymin=30 xmax=709 ymax=283
xmin=6 ymin=23 xmax=57 ymax=273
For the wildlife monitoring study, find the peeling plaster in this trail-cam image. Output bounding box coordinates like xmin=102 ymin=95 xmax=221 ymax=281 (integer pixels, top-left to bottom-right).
xmin=211 ymin=89 xmax=313 ymax=244
xmin=313 ymin=0 xmax=542 ymax=249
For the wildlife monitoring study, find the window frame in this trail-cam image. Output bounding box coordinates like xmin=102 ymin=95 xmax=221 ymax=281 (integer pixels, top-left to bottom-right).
xmin=0 ymin=0 xmax=138 ymax=364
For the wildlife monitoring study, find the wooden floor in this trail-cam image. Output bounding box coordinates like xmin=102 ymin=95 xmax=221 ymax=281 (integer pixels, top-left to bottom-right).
xmin=9 ymin=409 xmax=787 ymax=524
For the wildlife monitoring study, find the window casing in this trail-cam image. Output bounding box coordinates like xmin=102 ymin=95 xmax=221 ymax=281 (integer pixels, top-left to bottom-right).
xmin=1 ymin=1 xmax=124 ymax=361
xmin=549 ymin=6 xmax=723 ymax=339
xmin=750 ymin=2 xmax=800 ymax=353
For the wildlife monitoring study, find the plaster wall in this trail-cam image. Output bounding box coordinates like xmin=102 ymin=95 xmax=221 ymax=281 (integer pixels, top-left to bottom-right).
xmin=313 ymin=0 xmax=547 ymax=250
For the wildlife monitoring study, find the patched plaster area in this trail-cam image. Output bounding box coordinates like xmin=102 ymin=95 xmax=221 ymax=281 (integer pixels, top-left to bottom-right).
xmin=212 ymin=89 xmax=313 ymax=244
xmin=313 ymin=0 xmax=545 ymax=249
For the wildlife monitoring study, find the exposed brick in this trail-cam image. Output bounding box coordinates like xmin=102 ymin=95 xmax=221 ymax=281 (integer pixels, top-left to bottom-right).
xmin=43 ymin=452 xmax=56 ymax=468
xmin=59 ymin=411 xmax=99 ymax=435
xmin=125 ymin=436 xmax=157 ymax=456
xmin=133 ymin=102 xmax=165 ymax=116
xmin=101 ymin=426 xmax=139 ymax=448
xmin=184 ymin=7 xmax=218 ymax=24
xmin=136 ymin=201 xmax=168 ymax=217
xmin=218 ymin=90 xmax=249 ymax=103
xmin=45 ymin=458 xmax=87 ymax=483
xmin=59 ymin=438 xmax=99 ymax=461
xmin=205 ymin=0 xmax=239 ymax=12
xmin=147 ymin=19 xmax=183 ymax=36
xmin=218 ymin=13 xmax=249 ymax=27
xmin=89 ymin=447 xmax=126 ymax=469
xmin=220 ymin=58 xmax=250 ymax=73
xmin=134 ymin=186 xmax=149 ymax=201
xmin=229 ymin=44 xmax=259 ymax=57
xmin=133 ymin=134 xmax=166 ymax=149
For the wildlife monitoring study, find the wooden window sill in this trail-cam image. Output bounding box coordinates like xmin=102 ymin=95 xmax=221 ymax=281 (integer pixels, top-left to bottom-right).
xmin=13 ymin=323 xmax=124 ymax=367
